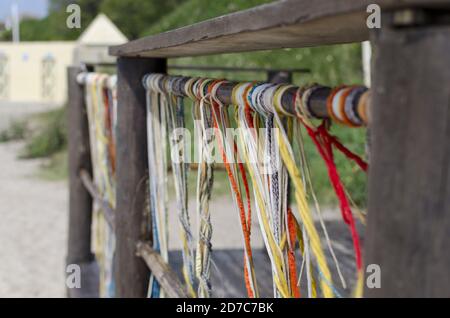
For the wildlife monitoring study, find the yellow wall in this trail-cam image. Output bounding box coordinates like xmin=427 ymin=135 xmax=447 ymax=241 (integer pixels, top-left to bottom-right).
xmin=0 ymin=42 xmax=75 ymax=105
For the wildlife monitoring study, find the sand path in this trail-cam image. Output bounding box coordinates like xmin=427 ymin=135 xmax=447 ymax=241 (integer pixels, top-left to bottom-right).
xmin=0 ymin=141 xmax=68 ymax=297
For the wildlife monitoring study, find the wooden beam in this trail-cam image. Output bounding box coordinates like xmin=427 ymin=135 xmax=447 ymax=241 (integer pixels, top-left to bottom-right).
xmin=109 ymin=0 xmax=450 ymax=58
xmin=365 ymin=11 xmax=450 ymax=297
xmin=136 ymin=242 xmax=189 ymax=298
xmin=79 ymin=169 xmax=115 ymax=230
xmin=147 ymin=74 xmax=335 ymax=119
xmin=168 ymin=65 xmax=310 ymax=74
xmin=66 ymin=66 xmax=99 ymax=298
xmin=115 ymin=57 xmax=167 ymax=297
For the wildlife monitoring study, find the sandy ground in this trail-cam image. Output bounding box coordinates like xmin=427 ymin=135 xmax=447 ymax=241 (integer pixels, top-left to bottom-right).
xmin=0 ymin=102 xmax=68 ymax=297
xmin=0 ymin=141 xmax=68 ymax=297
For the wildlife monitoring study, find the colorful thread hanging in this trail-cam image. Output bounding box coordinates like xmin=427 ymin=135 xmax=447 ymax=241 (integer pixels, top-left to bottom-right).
xmin=191 ymin=78 xmax=216 ymax=298
xmin=166 ymin=77 xmax=196 ymax=297
xmin=232 ymin=82 xmax=294 ymax=298
xmin=80 ymin=72 xmax=117 ymax=298
xmin=142 ymin=73 xmax=369 ymax=298
xmin=208 ymin=80 xmax=259 ymax=298
xmin=144 ymin=74 xmax=170 ymax=298
xmin=294 ymin=84 xmax=369 ymax=296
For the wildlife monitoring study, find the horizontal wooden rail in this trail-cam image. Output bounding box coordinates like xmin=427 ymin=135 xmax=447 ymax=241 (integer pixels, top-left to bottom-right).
xmin=136 ymin=241 xmax=189 ymax=298
xmin=168 ymin=65 xmax=310 ymax=74
xmin=144 ymin=74 xmax=369 ymax=121
xmin=77 ymin=64 xmax=311 ymax=73
xmin=79 ymin=169 xmax=115 ymax=230
xmin=109 ymin=0 xmax=449 ymax=58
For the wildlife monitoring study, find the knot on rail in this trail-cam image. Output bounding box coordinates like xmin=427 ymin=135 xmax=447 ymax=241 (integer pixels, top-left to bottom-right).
xmin=141 ymin=73 xmax=370 ymax=127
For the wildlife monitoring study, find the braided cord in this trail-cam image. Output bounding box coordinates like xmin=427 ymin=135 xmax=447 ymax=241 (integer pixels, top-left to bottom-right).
xmin=193 ymin=79 xmax=215 ymax=298
xmin=166 ymin=92 xmax=196 ymax=297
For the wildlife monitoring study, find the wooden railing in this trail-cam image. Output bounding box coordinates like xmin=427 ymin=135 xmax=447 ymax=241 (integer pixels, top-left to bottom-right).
xmin=68 ymin=0 xmax=450 ymax=298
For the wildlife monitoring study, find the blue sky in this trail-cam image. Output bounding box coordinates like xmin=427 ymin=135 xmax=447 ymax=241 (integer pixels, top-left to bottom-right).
xmin=0 ymin=0 xmax=48 ymax=22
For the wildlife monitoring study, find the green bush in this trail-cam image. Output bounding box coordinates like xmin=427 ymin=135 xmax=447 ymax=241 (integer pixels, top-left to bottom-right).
xmin=0 ymin=120 xmax=27 ymax=142
xmin=20 ymin=107 xmax=67 ymax=159
xmin=37 ymin=150 xmax=68 ymax=181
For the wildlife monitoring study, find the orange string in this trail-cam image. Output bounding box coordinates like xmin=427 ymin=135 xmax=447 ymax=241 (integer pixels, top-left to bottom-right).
xmin=209 ymin=83 xmax=256 ymax=298
xmin=287 ymin=208 xmax=300 ymax=298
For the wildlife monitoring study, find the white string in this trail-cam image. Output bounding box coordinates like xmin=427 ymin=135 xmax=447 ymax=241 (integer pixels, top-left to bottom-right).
xmin=145 ymin=74 xmax=169 ymax=298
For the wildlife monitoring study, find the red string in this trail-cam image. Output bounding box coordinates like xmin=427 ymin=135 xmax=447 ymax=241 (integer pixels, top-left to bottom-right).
xmin=318 ymin=126 xmax=368 ymax=172
xmin=302 ymin=120 xmax=365 ymax=271
xmin=102 ymin=87 xmax=116 ymax=174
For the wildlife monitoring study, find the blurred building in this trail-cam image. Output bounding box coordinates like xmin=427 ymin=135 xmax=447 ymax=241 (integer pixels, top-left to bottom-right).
xmin=0 ymin=14 xmax=127 ymax=105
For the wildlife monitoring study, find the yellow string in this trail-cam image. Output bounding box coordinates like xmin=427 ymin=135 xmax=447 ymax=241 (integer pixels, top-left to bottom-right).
xmin=273 ymin=85 xmax=334 ymax=298
xmin=353 ymin=270 xmax=364 ymax=298
xmin=167 ymin=93 xmax=196 ymax=298
xmin=232 ymin=102 xmax=290 ymax=298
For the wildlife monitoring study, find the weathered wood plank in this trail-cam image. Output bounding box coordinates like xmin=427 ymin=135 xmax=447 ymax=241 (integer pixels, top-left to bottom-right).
xmin=137 ymin=242 xmax=189 ymax=298
xmin=110 ymin=0 xmax=450 ymax=58
xmin=79 ymin=169 xmax=115 ymax=230
xmin=114 ymin=57 xmax=167 ymax=298
xmin=168 ymin=65 xmax=310 ymax=74
xmin=365 ymin=14 xmax=450 ymax=297
xmin=66 ymin=66 xmax=98 ymax=297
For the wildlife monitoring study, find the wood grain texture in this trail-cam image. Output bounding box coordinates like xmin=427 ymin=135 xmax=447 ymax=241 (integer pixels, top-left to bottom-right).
xmin=109 ymin=0 xmax=450 ymax=58
xmin=365 ymin=19 xmax=450 ymax=297
xmin=137 ymin=242 xmax=189 ymax=298
xmin=114 ymin=57 xmax=167 ymax=298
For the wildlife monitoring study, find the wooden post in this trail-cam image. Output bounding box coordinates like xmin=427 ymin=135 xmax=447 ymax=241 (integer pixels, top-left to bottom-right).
xmin=66 ymin=66 xmax=99 ymax=297
xmin=115 ymin=57 xmax=167 ymax=297
xmin=365 ymin=11 xmax=450 ymax=297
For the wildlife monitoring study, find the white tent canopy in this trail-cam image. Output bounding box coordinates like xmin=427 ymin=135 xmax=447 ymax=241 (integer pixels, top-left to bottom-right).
xmin=77 ymin=13 xmax=128 ymax=46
